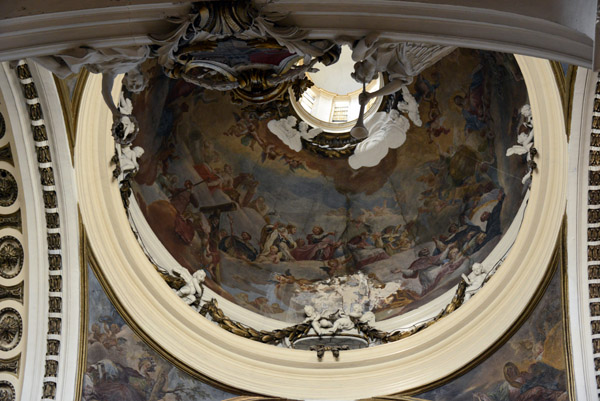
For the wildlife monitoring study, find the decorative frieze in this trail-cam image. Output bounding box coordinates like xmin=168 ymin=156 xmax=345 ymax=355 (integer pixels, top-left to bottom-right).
xmin=15 ymin=60 xmax=63 ymax=400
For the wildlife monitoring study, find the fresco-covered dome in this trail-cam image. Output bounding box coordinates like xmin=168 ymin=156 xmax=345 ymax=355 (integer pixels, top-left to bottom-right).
xmin=127 ymin=48 xmax=529 ymax=326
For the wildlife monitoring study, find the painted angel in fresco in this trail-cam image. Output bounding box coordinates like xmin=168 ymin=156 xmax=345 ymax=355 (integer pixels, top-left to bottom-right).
xmin=472 ymin=361 xmax=568 ymax=401
xmin=84 ymin=356 xmax=168 ymax=401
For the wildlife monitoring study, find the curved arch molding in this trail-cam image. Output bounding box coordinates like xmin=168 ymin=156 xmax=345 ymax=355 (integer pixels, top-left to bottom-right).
xmin=76 ymin=55 xmax=567 ymax=399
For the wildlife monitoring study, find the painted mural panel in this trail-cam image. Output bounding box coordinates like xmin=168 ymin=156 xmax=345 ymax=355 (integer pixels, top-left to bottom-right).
xmin=82 ymin=266 xmax=237 ymax=401
xmin=129 ymin=48 xmax=529 ymax=323
xmin=414 ymin=260 xmax=569 ymax=401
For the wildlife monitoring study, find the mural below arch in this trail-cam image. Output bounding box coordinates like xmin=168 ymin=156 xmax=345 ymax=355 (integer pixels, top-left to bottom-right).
xmin=413 ymin=255 xmax=570 ymax=401
xmin=82 ymin=265 xmax=237 ymax=401
xmin=129 ymin=48 xmax=530 ymax=323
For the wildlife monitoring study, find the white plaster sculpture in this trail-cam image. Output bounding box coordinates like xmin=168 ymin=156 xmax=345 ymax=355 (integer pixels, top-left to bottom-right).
xmin=175 ymin=270 xmax=207 ymax=308
xmin=348 ymin=109 xmax=410 ymax=169
xmin=328 ymin=312 xmax=357 ymax=334
xmin=359 ymin=311 xmax=376 ymax=326
xmin=397 ymin=85 xmax=422 ymax=127
xmin=349 ymin=34 xmax=455 ymax=99
xmin=268 ymin=116 xmax=322 ymax=152
xmin=304 ymin=305 xmax=332 ymax=336
xmin=506 ymin=104 xmax=535 ymax=184
xmin=119 ymin=146 xmax=145 ymax=177
xmin=303 ymin=306 xmax=366 ymax=336
xmin=461 ymin=262 xmax=487 ymax=301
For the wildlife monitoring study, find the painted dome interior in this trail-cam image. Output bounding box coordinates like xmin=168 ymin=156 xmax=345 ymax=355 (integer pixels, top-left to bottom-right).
xmin=128 ymin=47 xmax=529 ymax=326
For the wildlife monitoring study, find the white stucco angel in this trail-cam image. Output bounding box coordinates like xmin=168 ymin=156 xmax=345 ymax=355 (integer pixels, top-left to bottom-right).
xmin=304 ymin=305 xmax=333 ymax=336
xmin=506 ymin=104 xmax=535 ymax=184
xmin=175 ymin=270 xmax=206 ymax=308
xmin=506 ymin=131 xmax=534 ymax=158
xmin=268 ymin=116 xmax=322 ymax=152
xmin=397 ymin=85 xmax=422 ymax=127
xmin=119 ymin=146 xmax=144 ymax=176
xmin=461 ymin=262 xmax=487 ymax=301
xmin=349 ymin=33 xmax=455 ymax=103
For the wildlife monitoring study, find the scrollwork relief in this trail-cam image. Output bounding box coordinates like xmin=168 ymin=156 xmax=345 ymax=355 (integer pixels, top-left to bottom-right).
xmin=0 ymin=309 xmax=22 ymax=352
xmin=0 ymin=171 xmax=17 ymax=207
xmin=0 ymin=237 xmax=23 ymax=279
xmin=0 ymin=381 xmax=15 ymax=401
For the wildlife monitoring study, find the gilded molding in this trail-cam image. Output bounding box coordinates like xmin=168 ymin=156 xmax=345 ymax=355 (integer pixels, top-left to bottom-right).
xmin=14 ymin=60 xmax=64 ymax=400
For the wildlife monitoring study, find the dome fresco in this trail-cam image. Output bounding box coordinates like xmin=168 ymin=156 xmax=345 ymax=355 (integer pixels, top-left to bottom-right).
xmin=128 ymin=48 xmax=529 ymax=324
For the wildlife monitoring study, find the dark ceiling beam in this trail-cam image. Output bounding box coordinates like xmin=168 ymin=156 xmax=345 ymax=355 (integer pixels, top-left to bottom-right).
xmin=0 ymin=0 xmax=598 ymax=69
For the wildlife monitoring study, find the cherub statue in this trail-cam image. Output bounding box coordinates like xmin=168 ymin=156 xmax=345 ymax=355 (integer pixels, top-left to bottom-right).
xmin=506 ymin=103 xmax=535 ymax=184
xmin=461 ymin=262 xmax=487 ymax=301
xmin=268 ymin=116 xmax=322 ymax=152
xmin=175 ymin=270 xmax=206 ymax=309
xmin=328 ymin=312 xmax=356 ymax=334
xmin=359 ymin=311 xmax=376 ymax=327
xmin=304 ymin=305 xmax=334 ymax=336
xmin=119 ymin=146 xmax=144 ymax=176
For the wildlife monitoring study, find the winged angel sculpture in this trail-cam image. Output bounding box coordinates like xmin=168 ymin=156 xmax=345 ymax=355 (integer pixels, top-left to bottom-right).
xmin=347 ymin=35 xmax=455 ymax=169
xmin=268 ymin=35 xmax=455 ymax=168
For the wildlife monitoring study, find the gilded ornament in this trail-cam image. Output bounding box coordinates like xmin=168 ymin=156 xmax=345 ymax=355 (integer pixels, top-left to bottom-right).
xmin=48 ymin=254 xmax=61 ymax=271
xmin=48 ymin=297 xmax=61 ymax=313
xmin=0 ymin=355 xmax=19 ymax=375
xmin=0 ymin=282 xmax=24 ymax=303
xmin=42 ymin=382 xmax=56 ymax=399
xmin=47 ymin=233 xmax=61 ymax=250
xmin=39 ymin=167 xmax=55 ymax=186
xmin=28 ymin=103 xmax=42 ymax=121
xmin=0 ymin=170 xmax=17 ymax=207
xmin=42 ymin=191 xmax=57 ymax=209
xmin=49 ymin=276 xmax=62 ymax=292
xmin=32 ymin=125 xmax=47 ymax=142
xmin=0 ymin=211 xmax=21 ymax=232
xmin=0 ymin=237 xmax=23 ymax=279
xmin=46 ymin=340 xmax=59 ymax=356
xmin=0 ymin=145 xmax=13 ymax=165
xmin=0 ymin=308 xmax=22 ymax=351
xmin=36 ymin=146 xmax=51 ymax=164
xmin=44 ymin=360 xmax=58 ymax=377
xmin=46 ymin=212 xmax=59 ymax=229
xmin=0 ymin=381 xmax=15 ymax=401
xmin=48 ymin=318 xmax=61 ymax=335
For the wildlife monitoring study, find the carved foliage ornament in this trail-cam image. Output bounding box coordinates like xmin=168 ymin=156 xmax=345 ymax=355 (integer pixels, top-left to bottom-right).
xmin=151 ymin=1 xmax=340 ymax=104
xmin=0 ymin=309 xmax=21 ymax=352
xmin=0 ymin=171 xmax=17 ymax=207
xmin=0 ymin=237 xmax=22 ymax=279
xmin=0 ymin=381 xmax=14 ymax=401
